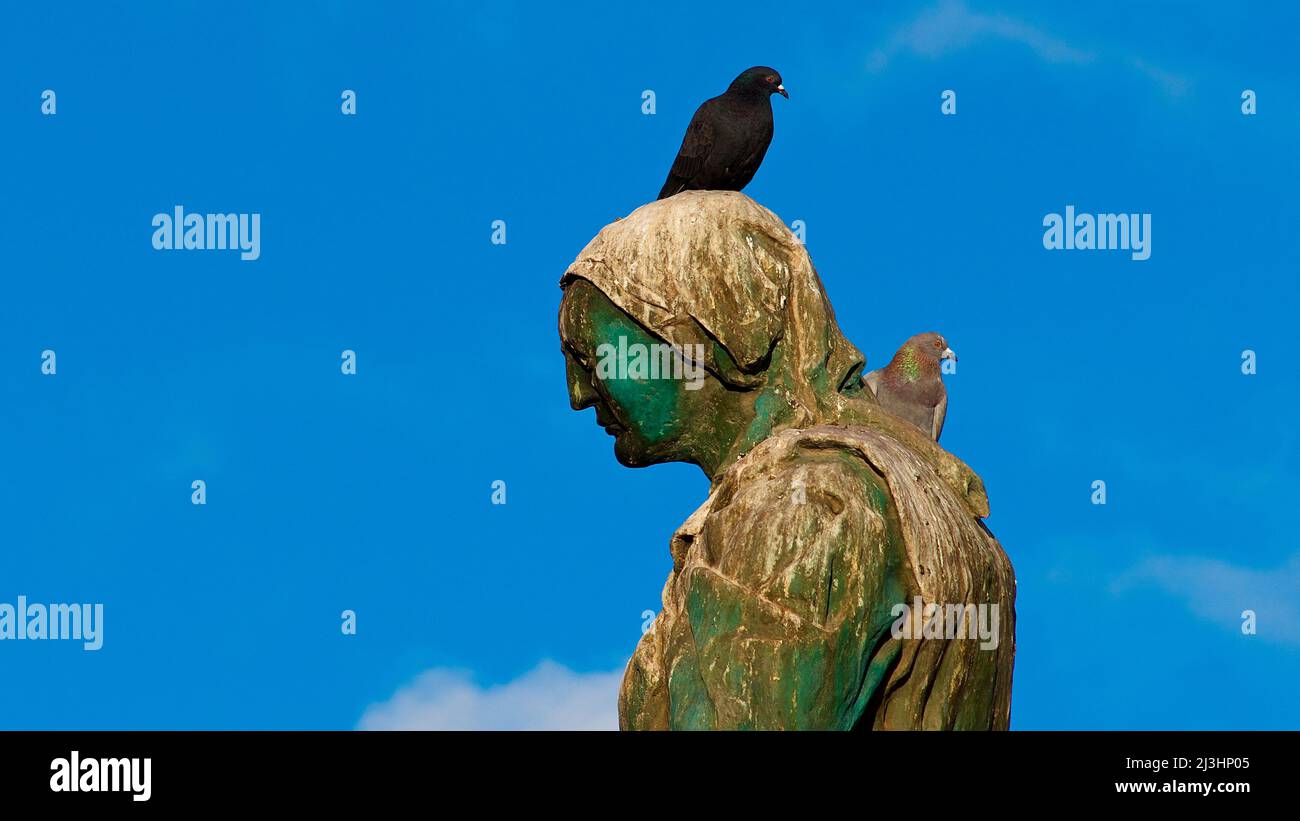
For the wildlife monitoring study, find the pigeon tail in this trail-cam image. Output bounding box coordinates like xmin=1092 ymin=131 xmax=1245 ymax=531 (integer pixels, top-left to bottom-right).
xmin=657 ymin=177 xmax=688 ymax=200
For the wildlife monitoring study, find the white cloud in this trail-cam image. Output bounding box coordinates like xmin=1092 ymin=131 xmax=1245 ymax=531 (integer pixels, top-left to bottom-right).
xmin=357 ymin=660 xmax=623 ymax=730
xmin=1115 ymin=553 xmax=1300 ymax=645
xmin=1126 ymin=57 xmax=1191 ymax=98
xmin=867 ymin=0 xmax=1189 ymax=96
xmin=868 ymin=0 xmax=1093 ymax=70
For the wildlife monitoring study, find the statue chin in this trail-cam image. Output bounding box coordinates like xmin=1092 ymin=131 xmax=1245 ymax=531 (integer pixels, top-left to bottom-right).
xmin=612 ymin=434 xmax=657 ymax=469
xmin=613 ymin=437 xmax=645 ymax=468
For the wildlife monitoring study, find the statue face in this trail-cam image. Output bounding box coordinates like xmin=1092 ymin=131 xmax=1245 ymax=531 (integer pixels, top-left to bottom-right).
xmin=559 ymin=280 xmax=723 ymax=469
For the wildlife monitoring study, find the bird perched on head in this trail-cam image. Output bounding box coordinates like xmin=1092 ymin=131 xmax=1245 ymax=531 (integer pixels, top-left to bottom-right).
xmin=657 ymin=66 xmax=787 ymax=200
xmin=863 ymin=332 xmax=958 ymax=442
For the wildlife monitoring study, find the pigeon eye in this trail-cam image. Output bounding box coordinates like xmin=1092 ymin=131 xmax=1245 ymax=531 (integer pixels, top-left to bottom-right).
xmin=765 ymin=75 xmax=775 ymax=83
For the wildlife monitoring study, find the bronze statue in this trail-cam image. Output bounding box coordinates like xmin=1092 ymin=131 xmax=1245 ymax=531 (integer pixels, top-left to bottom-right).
xmin=559 ymin=191 xmax=1016 ymax=729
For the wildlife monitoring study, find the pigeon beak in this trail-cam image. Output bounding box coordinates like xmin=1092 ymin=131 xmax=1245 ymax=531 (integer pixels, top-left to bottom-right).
xmin=776 ymin=84 xmax=788 ymax=99
xmin=941 ymin=347 xmax=957 ymax=362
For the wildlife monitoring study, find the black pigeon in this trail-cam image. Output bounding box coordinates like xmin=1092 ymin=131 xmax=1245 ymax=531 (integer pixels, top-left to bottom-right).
xmin=657 ymin=66 xmax=787 ymax=200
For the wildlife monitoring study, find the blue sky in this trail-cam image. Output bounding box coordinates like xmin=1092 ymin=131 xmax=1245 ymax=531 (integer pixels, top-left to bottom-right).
xmin=1 ymin=1 xmax=1296 ymax=729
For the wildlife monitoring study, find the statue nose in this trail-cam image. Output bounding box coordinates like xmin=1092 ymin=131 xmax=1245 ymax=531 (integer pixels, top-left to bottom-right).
xmin=565 ymin=352 xmax=600 ymax=410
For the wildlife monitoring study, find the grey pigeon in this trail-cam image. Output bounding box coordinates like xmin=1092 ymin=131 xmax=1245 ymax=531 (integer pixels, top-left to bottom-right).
xmin=863 ymin=332 xmax=957 ymax=441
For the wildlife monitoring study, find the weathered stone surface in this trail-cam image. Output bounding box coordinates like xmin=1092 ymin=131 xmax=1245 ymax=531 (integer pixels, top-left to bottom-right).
xmin=559 ymin=191 xmax=1015 ymax=730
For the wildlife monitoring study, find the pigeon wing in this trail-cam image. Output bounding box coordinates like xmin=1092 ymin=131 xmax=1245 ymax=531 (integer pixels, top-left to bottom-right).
xmin=931 ymin=391 xmax=948 ymax=442
xmin=863 ymin=368 xmax=881 ymax=397
xmin=658 ymin=101 xmax=716 ymax=199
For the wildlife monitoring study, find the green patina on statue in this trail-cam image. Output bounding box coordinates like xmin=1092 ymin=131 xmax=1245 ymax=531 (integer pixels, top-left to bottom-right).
xmin=559 ymin=191 xmax=1016 ymax=730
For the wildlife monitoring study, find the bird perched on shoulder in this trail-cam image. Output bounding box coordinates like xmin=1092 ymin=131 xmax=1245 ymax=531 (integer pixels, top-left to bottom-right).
xmin=863 ymin=332 xmax=958 ymax=442
xmin=657 ymin=66 xmax=787 ymax=200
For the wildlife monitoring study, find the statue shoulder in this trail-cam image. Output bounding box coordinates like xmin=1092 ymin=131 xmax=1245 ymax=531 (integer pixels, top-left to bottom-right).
xmin=689 ymin=432 xmax=907 ymax=622
xmin=706 ymin=429 xmax=896 ymax=530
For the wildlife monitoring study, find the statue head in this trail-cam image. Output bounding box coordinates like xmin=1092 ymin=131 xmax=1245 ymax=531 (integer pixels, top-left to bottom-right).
xmin=558 ymin=191 xmax=869 ymax=478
